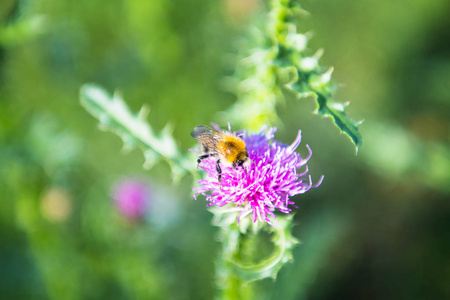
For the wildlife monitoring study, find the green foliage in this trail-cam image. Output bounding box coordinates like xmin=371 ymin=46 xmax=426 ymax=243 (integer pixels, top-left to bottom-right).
xmin=1 ymin=0 xmax=449 ymax=299
xmin=229 ymin=217 xmax=298 ymax=282
xmin=272 ymin=0 xmax=362 ymax=150
xmin=80 ymin=84 xmax=196 ymax=182
xmin=225 ymin=0 xmax=362 ymax=150
xmin=80 ymin=82 xmax=306 ymax=295
xmin=0 ymin=15 xmax=46 ymax=46
xmin=211 ymin=206 xmax=299 ymax=299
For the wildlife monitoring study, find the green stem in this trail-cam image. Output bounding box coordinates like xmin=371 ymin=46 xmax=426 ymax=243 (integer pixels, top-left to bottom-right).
xmin=225 ymin=0 xmax=362 ymax=150
xmin=211 ymin=208 xmax=299 ymax=300
xmin=216 ymin=226 xmax=255 ymax=300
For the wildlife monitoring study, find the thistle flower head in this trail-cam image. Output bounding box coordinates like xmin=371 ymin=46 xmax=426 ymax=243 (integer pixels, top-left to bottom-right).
xmin=194 ymin=126 xmax=323 ymax=226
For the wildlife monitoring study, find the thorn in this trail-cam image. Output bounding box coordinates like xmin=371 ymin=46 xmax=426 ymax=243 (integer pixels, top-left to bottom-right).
xmin=121 ymin=136 xmax=135 ymax=153
xmin=314 ymin=48 xmax=324 ymax=59
xmin=113 ymin=90 xmax=123 ymax=102
xmin=138 ymin=105 xmax=150 ymax=120
xmin=292 ymin=6 xmax=310 ymax=17
xmin=321 ymin=67 xmax=334 ymax=84
xmin=163 ymin=122 xmax=175 ymax=135
xmin=305 ymin=31 xmax=314 ymax=39
xmin=97 ymin=123 xmax=108 ymax=131
xmin=287 ymin=24 xmax=297 ymax=34
xmin=121 ymin=144 xmax=133 ymax=153
xmin=143 ymin=150 xmax=158 ymax=169
xmin=297 ymin=91 xmax=315 ymax=100
xmin=355 ymin=144 xmax=360 ymax=156
xmin=99 ymin=113 xmax=109 ymax=125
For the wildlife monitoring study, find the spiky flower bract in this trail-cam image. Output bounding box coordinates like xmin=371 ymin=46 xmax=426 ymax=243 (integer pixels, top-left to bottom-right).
xmin=194 ymin=126 xmax=323 ymax=225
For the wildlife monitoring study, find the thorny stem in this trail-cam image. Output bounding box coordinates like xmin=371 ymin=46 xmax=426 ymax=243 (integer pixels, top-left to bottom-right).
xmin=212 ymin=207 xmax=298 ymax=299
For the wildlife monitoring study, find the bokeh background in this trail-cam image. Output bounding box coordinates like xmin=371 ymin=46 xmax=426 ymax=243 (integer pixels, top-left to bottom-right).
xmin=1 ymin=0 xmax=449 ymax=299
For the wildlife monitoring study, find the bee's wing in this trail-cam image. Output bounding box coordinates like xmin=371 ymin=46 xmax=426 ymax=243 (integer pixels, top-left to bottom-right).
xmin=191 ymin=125 xmax=223 ymax=152
xmin=190 ymin=125 xmax=215 ymax=140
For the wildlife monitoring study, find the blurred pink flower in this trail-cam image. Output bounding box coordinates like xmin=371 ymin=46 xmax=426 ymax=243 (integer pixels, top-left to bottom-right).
xmin=112 ymin=179 xmax=150 ymax=220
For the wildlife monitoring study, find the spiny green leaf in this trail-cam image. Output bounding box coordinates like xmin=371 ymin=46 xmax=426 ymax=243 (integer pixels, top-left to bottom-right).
xmin=271 ymin=0 xmax=362 ymax=150
xmin=223 ymin=0 xmax=363 ymax=151
xmin=80 ymin=84 xmax=194 ymax=181
xmin=315 ymin=93 xmax=363 ymax=151
xmin=289 ymin=81 xmax=363 ymax=152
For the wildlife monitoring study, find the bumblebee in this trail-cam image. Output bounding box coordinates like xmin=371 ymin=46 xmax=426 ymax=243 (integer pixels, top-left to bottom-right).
xmin=191 ymin=125 xmax=251 ymax=184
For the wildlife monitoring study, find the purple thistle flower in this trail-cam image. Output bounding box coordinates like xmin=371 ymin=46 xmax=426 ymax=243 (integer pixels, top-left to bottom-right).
xmin=112 ymin=179 xmax=150 ymax=220
xmin=193 ymin=126 xmax=323 ymax=226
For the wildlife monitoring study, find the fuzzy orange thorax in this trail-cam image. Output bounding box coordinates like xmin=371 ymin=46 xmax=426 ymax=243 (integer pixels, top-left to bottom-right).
xmin=217 ymin=135 xmax=247 ymax=164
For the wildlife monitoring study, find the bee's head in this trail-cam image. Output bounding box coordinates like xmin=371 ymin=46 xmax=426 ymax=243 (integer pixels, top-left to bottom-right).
xmin=236 ymin=151 xmax=251 ymax=169
xmin=241 ymin=158 xmax=252 ymax=169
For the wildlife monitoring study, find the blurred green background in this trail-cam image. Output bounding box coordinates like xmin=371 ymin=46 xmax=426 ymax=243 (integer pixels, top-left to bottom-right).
xmin=1 ymin=0 xmax=449 ymax=299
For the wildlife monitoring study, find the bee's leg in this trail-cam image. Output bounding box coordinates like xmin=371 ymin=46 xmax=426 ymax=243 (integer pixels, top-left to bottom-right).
xmin=197 ymin=153 xmax=217 ymax=167
xmin=232 ymin=162 xmax=237 ymax=170
xmin=216 ymin=159 xmax=222 ymax=186
xmin=197 ymin=154 xmax=209 ymax=166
